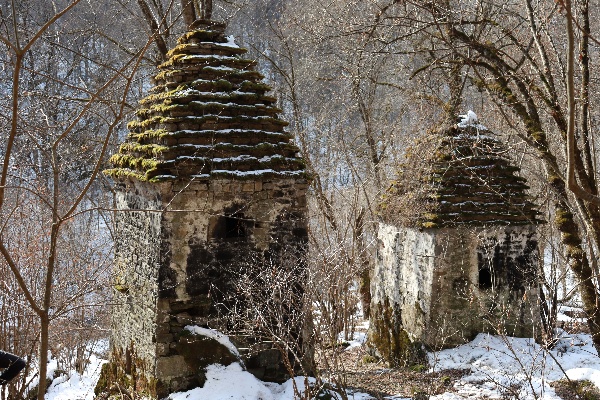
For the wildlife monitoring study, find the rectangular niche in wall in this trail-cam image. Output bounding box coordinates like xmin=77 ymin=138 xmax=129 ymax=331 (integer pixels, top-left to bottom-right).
xmin=209 ymin=207 xmax=254 ymax=241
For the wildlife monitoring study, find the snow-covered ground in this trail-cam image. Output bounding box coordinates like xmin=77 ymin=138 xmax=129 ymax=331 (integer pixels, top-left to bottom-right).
xmin=23 ymin=317 xmax=600 ymax=400
xmin=429 ymin=331 xmax=600 ymax=400
xmin=44 ymin=340 xmax=108 ymax=400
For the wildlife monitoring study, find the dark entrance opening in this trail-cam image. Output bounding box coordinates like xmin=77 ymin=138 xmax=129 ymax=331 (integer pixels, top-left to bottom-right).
xmin=478 ymin=267 xmax=493 ymax=289
xmin=225 ymin=213 xmax=247 ymax=238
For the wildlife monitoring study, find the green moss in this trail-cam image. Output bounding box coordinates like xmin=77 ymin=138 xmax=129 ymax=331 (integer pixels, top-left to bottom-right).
xmin=410 ymin=364 xmax=426 ymax=372
xmin=159 ymin=53 xmax=189 ymax=68
xmin=128 ymin=129 xmax=169 ymax=142
xmin=114 ymin=284 xmax=129 ymax=293
xmin=128 ymin=116 xmax=172 ymax=131
xmin=165 ymin=43 xmax=193 ymax=58
xmin=422 ymin=213 xmax=438 ymax=221
xmin=103 ymin=168 xmax=148 ymax=182
xmin=109 ymin=154 xmax=161 ymax=172
xmin=555 ymin=209 xmax=576 ymax=232
xmin=362 ymin=354 xmax=378 ymax=363
xmin=368 ymin=301 xmax=427 ymax=368
xmin=94 ymin=345 xmax=157 ymax=398
xmin=94 ymin=362 xmax=113 ymax=396
xmin=118 ymin=142 xmax=169 ymax=157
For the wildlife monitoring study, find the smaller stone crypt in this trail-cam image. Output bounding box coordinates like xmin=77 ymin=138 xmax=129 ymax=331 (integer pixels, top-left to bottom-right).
xmin=368 ymin=112 xmax=543 ymax=366
xmin=98 ymin=20 xmax=309 ymax=398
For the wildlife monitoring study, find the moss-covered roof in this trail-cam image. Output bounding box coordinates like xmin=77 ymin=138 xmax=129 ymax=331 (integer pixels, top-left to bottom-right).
xmin=381 ymin=121 xmax=543 ymax=228
xmin=104 ymin=20 xmax=306 ymax=183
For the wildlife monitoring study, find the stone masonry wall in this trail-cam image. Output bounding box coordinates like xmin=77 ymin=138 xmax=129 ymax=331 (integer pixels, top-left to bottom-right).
xmin=107 ymin=176 xmax=308 ymax=398
xmin=111 ymin=182 xmax=163 ymax=374
xmin=370 ymin=226 xmax=436 ymax=342
xmin=368 ymin=224 xmax=539 ymax=365
xmin=155 ymin=177 xmax=309 ymax=395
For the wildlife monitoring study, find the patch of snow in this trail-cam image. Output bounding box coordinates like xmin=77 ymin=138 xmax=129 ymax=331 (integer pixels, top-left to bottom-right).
xmin=556 ymin=305 xmax=586 ymax=322
xmin=566 ymin=368 xmax=600 ymax=388
xmin=225 ymin=35 xmax=240 ymax=48
xmin=188 ymin=100 xmax=270 ymax=109
xmin=258 ymin=155 xmax=284 ymax=162
xmin=182 ymin=54 xmax=237 ymax=61
xmin=345 ymin=332 xmax=367 ymax=350
xmin=184 ymin=326 xmax=240 ymax=358
xmin=429 ymin=332 xmax=600 ymax=400
xmin=168 ymin=114 xmax=279 ymax=121
xmin=172 ymin=88 xmax=197 ymax=97
xmin=160 ymin=128 xmax=288 ymax=137
xmin=265 ymin=376 xmax=316 ymax=400
xmin=35 ymin=330 xmax=600 ymax=400
xmin=45 ymin=350 xmax=107 ymax=400
xmin=166 ymin=363 xmax=376 ymax=400
xmin=210 ymin=169 xmax=304 ymax=177
xmin=183 ymin=155 xmax=294 ymax=163
xmin=152 ymin=174 xmax=178 ymax=180
xmin=458 ymin=110 xmax=478 ymax=126
xmin=204 ymin=65 xmax=238 ymax=72
xmin=338 ymin=326 xmax=368 ymax=350
xmin=167 ymin=363 xmax=272 ymax=400
xmin=210 ymin=155 xmax=253 ymax=162
xmin=457 ymin=110 xmax=488 ymax=130
xmin=170 ymin=142 xmax=285 ymax=151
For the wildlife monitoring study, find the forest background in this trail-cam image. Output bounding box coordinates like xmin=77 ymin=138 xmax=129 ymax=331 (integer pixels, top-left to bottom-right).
xmin=0 ymin=0 xmax=597 ymax=399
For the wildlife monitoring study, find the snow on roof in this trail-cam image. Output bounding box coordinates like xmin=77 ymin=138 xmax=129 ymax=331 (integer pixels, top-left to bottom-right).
xmin=457 ymin=109 xmax=488 ymax=130
xmin=224 ymin=35 xmax=240 ymax=48
xmin=105 ymin=22 xmax=305 ymax=182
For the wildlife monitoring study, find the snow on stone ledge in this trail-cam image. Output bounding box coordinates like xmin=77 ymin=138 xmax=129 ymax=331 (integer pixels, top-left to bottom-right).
xmin=457 ymin=110 xmax=488 ymax=130
xmin=224 ymin=35 xmax=239 ymax=48
xmin=184 ymin=325 xmax=241 ymax=358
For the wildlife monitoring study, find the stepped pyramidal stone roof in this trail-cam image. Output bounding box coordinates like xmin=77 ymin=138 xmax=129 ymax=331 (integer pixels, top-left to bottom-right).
xmin=382 ymin=111 xmax=543 ymax=228
xmin=104 ymin=20 xmax=305 ymax=182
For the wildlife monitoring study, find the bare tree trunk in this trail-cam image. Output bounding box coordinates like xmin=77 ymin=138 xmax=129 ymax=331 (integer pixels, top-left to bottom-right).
xmin=198 ymin=0 xmax=212 ymax=20
xmin=137 ymin=0 xmax=169 ymax=61
xmin=181 ymin=0 xmax=196 ymax=27
xmin=37 ymin=314 xmax=50 ymax=400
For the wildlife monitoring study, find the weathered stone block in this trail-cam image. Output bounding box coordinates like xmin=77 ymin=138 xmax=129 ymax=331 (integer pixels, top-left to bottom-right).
xmin=155 ymin=334 xmax=174 ymax=343
xmin=156 ymin=343 xmax=170 ymax=356
xmin=156 ymin=355 xmax=188 ymax=378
